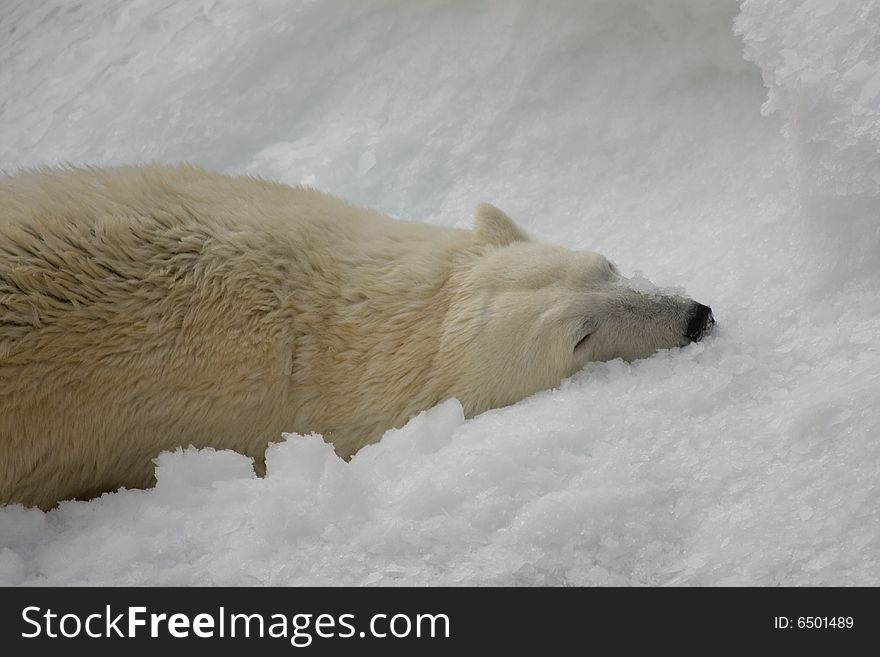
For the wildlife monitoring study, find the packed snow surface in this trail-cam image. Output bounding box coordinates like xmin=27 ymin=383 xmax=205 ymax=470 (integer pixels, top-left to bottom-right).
xmin=1 ymin=0 xmax=879 ymax=585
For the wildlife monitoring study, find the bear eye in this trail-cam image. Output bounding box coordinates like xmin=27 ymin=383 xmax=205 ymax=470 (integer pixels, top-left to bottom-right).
xmin=574 ymin=332 xmax=592 ymax=351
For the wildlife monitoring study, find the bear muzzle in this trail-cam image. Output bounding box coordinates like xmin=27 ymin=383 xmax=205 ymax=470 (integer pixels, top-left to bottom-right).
xmin=685 ymin=303 xmax=714 ymax=342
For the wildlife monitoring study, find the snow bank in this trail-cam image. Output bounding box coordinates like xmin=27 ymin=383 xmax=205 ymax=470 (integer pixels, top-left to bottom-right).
xmin=737 ymin=0 xmax=880 ymax=279
xmin=1 ymin=0 xmax=879 ymax=585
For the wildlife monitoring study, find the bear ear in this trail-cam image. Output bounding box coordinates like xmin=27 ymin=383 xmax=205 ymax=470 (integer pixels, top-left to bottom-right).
xmin=473 ymin=203 xmax=531 ymax=247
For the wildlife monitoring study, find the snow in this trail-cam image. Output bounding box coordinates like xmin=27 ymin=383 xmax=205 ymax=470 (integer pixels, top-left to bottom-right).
xmin=1 ymin=0 xmax=879 ymax=585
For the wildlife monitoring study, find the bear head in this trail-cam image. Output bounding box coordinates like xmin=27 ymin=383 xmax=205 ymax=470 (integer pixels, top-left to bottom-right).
xmin=440 ymin=203 xmax=714 ymax=412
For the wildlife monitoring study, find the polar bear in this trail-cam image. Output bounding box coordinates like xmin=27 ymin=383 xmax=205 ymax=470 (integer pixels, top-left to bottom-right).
xmin=0 ymin=165 xmax=713 ymax=509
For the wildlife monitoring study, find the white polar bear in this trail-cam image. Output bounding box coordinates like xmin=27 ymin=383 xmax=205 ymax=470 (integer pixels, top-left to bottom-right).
xmin=0 ymin=165 xmax=713 ymax=509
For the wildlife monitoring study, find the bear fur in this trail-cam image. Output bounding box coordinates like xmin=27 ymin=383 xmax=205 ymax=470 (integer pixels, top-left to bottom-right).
xmin=0 ymin=164 xmax=708 ymax=509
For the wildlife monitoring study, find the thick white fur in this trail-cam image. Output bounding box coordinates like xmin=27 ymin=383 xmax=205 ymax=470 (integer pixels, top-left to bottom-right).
xmin=0 ymin=165 xmax=696 ymax=508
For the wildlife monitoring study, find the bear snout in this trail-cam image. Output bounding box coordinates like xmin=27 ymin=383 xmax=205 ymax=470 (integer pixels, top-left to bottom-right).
xmin=685 ymin=303 xmax=714 ymax=342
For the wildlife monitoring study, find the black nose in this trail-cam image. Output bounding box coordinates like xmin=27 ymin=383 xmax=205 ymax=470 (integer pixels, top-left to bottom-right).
xmin=685 ymin=303 xmax=714 ymax=342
